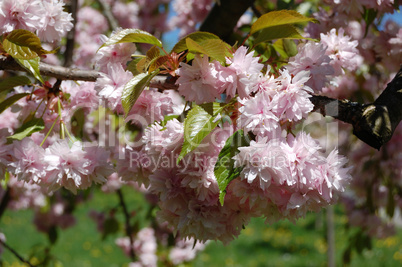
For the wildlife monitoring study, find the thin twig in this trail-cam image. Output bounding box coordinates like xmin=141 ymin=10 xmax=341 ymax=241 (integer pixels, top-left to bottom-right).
xmin=0 ymin=187 xmax=10 ymax=220
xmin=116 ymin=189 xmax=136 ymax=261
xmin=97 ymin=0 xmax=119 ymax=30
xmin=0 ymin=239 xmax=36 ymax=267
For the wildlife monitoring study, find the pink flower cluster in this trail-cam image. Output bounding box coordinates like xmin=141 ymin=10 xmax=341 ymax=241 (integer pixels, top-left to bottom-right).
xmin=7 ymin=138 xmax=114 ymax=194
xmin=233 ymin=133 xmax=351 ymax=221
xmin=0 ymin=0 xmax=73 ymax=43
xmin=176 ymin=46 xmax=264 ymax=104
xmin=116 ymin=228 xmax=158 ymax=267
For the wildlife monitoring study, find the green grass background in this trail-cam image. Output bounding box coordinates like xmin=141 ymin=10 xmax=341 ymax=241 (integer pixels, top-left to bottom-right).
xmin=1 ymin=186 xmax=401 ymax=267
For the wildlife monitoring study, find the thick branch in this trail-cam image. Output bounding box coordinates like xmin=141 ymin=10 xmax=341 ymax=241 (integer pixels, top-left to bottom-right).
xmin=199 ymin=0 xmax=256 ymax=44
xmin=310 ymin=66 xmax=402 ymax=150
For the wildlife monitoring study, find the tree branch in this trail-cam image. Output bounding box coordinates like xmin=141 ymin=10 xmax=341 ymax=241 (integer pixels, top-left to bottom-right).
xmin=116 ymin=189 xmax=136 ymax=262
xmin=310 ymin=66 xmax=402 ymax=150
xmin=0 ymin=239 xmax=36 ymax=267
xmin=97 ymin=0 xmax=119 ymax=30
xmin=0 ymin=56 xmax=100 ymax=81
xmin=199 ymin=0 xmax=256 ymax=44
xmin=63 ymin=0 xmax=78 ymax=67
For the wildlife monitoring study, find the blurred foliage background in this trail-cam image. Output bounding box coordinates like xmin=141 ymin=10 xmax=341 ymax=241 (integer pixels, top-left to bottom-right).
xmin=1 ymin=186 xmax=402 ymax=267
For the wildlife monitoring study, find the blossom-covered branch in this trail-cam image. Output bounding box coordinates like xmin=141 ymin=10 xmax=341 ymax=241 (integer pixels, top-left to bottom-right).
xmin=1 ymin=49 xmax=401 ymax=150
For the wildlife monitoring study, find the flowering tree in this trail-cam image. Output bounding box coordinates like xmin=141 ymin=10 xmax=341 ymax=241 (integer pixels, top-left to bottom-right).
xmin=0 ymin=0 xmax=401 ymax=265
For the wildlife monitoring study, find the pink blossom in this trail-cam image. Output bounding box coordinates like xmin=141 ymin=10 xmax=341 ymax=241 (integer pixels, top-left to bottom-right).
xmin=0 ymin=108 xmax=19 ymax=133
xmin=271 ymin=69 xmax=314 ymax=121
xmin=8 ymin=138 xmax=46 ymax=183
xmin=112 ymin=1 xmax=140 ymax=29
xmin=118 ymin=146 xmax=152 ymax=188
xmin=169 ymin=0 xmax=213 ymax=36
xmin=63 ymin=81 xmax=99 ymax=112
xmin=95 ymin=63 xmax=134 ymax=112
xmin=6 ymin=175 xmax=46 ymax=209
xmin=142 ymin=119 xmax=184 ymax=161
xmin=0 ymin=0 xmax=43 ymax=34
xmin=116 ymin=228 xmax=157 ymax=267
xmin=237 ymin=91 xmax=280 ymax=138
xmin=95 ymin=36 xmax=137 ymax=72
xmin=81 ymin=145 xmax=114 ymax=189
xmin=287 ymin=42 xmax=334 ymax=91
xmin=176 ymin=55 xmax=223 ymax=104
xmin=43 ymin=140 xmax=91 ymax=193
xmin=36 ymin=0 xmax=73 ymax=43
xmin=125 ymin=89 xmax=174 ymax=126
xmin=217 ymin=46 xmax=264 ymax=99
xmin=320 ymin=28 xmax=363 ymax=75
xmin=169 ymin=238 xmax=206 ymax=265
xmin=76 ymin=6 xmax=108 ymax=37
xmin=233 ymin=137 xmax=291 ymax=190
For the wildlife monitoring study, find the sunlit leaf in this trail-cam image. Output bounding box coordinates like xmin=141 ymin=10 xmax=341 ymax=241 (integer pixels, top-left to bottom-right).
xmin=15 ymin=57 xmax=44 ymax=83
xmin=214 ymin=130 xmax=249 ymax=205
xmin=7 ymin=118 xmax=45 ymax=142
xmin=98 ymin=28 xmax=162 ymax=50
xmin=177 ymin=105 xmax=220 ymax=163
xmin=2 ymin=29 xmax=55 ymax=59
xmin=254 ymin=25 xmax=305 ymax=45
xmin=121 ymin=70 xmax=160 ymax=116
xmin=172 ymin=31 xmax=221 ymax=53
xmin=250 ymin=10 xmax=317 ymax=35
xmin=186 ymin=38 xmax=230 ymax=64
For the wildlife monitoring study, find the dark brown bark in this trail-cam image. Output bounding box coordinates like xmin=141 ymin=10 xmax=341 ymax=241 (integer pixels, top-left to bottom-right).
xmin=310 ymin=66 xmax=402 ymax=150
xmin=199 ymin=0 xmax=256 ymax=44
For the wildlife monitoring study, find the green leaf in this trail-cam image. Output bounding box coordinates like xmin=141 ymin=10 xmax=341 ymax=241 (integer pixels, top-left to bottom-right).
xmin=102 ymin=217 xmax=120 ymax=240
xmin=7 ymin=118 xmax=45 ymax=142
xmin=363 ymin=8 xmax=378 ymax=37
xmin=199 ymin=102 xmax=225 ymax=116
xmin=2 ymin=29 xmax=53 ymax=59
xmin=172 ymin=31 xmax=221 ymax=53
xmin=0 ymin=93 xmax=29 ymax=114
xmin=272 ymin=39 xmax=298 ymax=58
xmin=177 ymin=105 xmax=220 ymax=163
xmin=98 ymin=28 xmax=162 ymax=50
xmin=186 ymin=38 xmax=230 ymax=64
xmin=250 ymin=10 xmax=317 ymax=35
xmin=146 ymin=45 xmax=160 ymax=61
xmin=0 ymin=76 xmax=32 ymax=94
xmin=127 ymin=57 xmax=144 ymax=76
xmin=48 ymin=226 xmax=58 ymax=245
xmin=283 ymin=39 xmax=298 ymax=57
xmin=254 ymin=24 xmax=305 ymax=45
xmin=214 ymin=130 xmax=249 ymax=205
xmin=121 ymin=70 xmax=160 ymax=116
xmin=15 ymin=57 xmax=44 ymax=83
